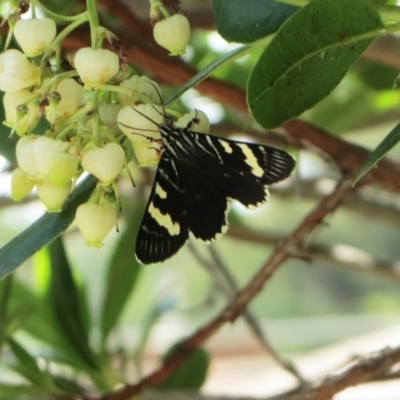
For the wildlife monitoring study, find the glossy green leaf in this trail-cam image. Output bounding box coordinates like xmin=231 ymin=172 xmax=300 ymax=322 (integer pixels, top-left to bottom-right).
xmin=247 ymin=0 xmax=383 ymax=129
xmin=100 ymin=207 xmax=144 ymax=342
xmin=0 ymin=175 xmax=97 ymax=280
xmin=156 ymin=345 xmax=209 ymax=390
xmin=213 ymin=0 xmax=298 ymax=44
xmin=355 ymin=121 xmax=400 ymax=183
xmin=48 ymin=237 xmax=99 ymax=370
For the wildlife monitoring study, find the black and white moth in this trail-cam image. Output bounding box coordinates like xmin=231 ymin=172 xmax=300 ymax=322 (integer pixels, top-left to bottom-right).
xmin=135 ymin=112 xmax=295 ymax=264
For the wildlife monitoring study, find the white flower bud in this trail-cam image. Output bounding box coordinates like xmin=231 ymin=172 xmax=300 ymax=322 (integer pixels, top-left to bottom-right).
xmin=49 ymin=152 xmax=79 ymax=187
xmin=37 ymin=179 xmax=71 ymax=212
xmin=76 ymin=203 xmax=116 ymax=247
xmin=130 ymin=142 xmax=160 ymax=167
xmin=4 ymin=89 xmax=40 ymax=135
xmin=74 ymin=48 xmax=119 ymax=88
xmin=14 ymin=18 xmax=57 ymax=57
xmin=16 ymin=134 xmax=40 ymax=177
xmin=0 ymin=49 xmax=40 ymax=92
xmin=32 ymin=136 xmax=68 ymax=178
xmin=81 ymin=142 xmax=125 ymax=184
xmin=175 ymin=110 xmax=210 ymax=133
xmin=99 ymin=103 xmax=123 ymax=135
xmin=45 ymin=78 xmax=84 ymax=121
xmin=153 ymin=14 xmax=191 ymax=56
xmin=117 ymin=104 xmax=163 ymax=142
xmin=118 ymin=75 xmax=161 ymax=106
xmin=11 ymin=167 xmax=35 ymax=201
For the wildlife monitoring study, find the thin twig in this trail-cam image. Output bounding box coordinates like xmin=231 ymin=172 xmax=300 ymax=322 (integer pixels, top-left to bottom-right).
xmin=188 ymin=242 xmax=306 ymax=383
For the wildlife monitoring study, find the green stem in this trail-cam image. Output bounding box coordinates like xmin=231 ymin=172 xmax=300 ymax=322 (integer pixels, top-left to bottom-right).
xmin=36 ymin=0 xmax=87 ymax=22
xmin=86 ymin=0 xmax=100 ymax=48
xmin=91 ymin=90 xmax=101 ymax=146
xmin=30 ymin=0 xmax=37 ymax=18
xmin=41 ymin=13 xmax=88 ymax=65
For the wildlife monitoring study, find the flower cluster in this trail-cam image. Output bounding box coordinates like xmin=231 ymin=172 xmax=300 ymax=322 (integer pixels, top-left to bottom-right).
xmin=1 ymin=2 xmax=201 ymax=248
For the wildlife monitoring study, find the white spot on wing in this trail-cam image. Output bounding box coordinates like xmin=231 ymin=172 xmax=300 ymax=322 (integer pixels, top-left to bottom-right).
xmin=219 ymin=139 xmax=233 ymax=154
xmin=148 ymin=203 xmax=180 ymax=235
xmin=238 ymin=143 xmax=264 ymax=177
xmin=155 ymin=184 xmax=167 ymax=199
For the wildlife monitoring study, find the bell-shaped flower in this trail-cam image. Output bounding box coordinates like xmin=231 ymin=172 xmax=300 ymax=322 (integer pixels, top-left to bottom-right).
xmin=45 ymin=78 xmax=84 ymax=122
xmin=118 ymin=75 xmax=161 ymax=106
xmin=4 ymin=89 xmax=40 ymax=135
xmin=49 ymin=152 xmax=79 ymax=187
xmin=153 ymin=14 xmax=191 ymax=56
xmin=37 ymin=179 xmax=71 ymax=212
xmin=32 ymin=136 xmax=69 ymax=178
xmin=99 ymin=103 xmax=123 ymax=135
xmin=81 ymin=142 xmax=125 ymax=184
xmin=0 ymin=49 xmax=40 ymax=92
xmin=117 ymin=104 xmax=163 ymax=143
xmin=132 ymin=143 xmax=161 ymax=167
xmin=76 ymin=203 xmax=116 ymax=247
xmin=16 ymin=134 xmax=40 ymax=177
xmin=74 ymin=48 xmax=119 ymax=88
xmin=175 ymin=110 xmax=210 ymax=133
xmin=11 ymin=168 xmax=35 ymax=201
xmin=14 ymin=18 xmax=57 ymax=57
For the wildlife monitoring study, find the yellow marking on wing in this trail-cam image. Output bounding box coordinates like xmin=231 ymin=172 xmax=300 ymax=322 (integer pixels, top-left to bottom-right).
xmin=238 ymin=144 xmax=263 ymax=177
xmin=219 ymin=140 xmax=233 ymax=153
xmin=155 ymin=184 xmax=167 ymax=199
xmin=149 ymin=203 xmax=180 ymax=235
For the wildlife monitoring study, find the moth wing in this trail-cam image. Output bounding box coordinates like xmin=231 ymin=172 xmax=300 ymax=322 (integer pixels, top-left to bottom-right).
xmin=135 ymin=154 xmax=188 ymax=264
xmin=188 ymin=132 xmax=295 ymax=207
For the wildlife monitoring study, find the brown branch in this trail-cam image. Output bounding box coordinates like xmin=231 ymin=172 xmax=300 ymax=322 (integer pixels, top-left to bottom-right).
xmin=108 ymin=344 xmax=400 ymax=400
xmin=97 ymin=179 xmax=354 ymax=400
xmin=286 ymin=345 xmax=400 ymax=400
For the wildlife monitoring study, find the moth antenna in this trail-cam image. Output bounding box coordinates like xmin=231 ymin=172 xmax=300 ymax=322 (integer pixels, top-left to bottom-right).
xmin=130 ymin=105 xmax=161 ymax=128
xmin=148 ymin=81 xmax=167 ymax=116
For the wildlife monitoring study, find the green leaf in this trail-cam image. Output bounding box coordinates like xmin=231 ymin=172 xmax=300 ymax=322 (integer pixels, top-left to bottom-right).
xmin=357 ymin=61 xmax=399 ymax=90
xmin=5 ymin=280 xmax=93 ymax=371
xmin=247 ymin=0 xmax=383 ymax=129
xmin=8 ymin=338 xmax=60 ymax=393
xmin=355 ymin=121 xmax=400 ymax=183
xmin=213 ymin=0 xmax=298 ymax=44
xmin=0 ymin=384 xmax=48 ymax=398
xmin=156 ymin=345 xmax=209 ymax=390
xmin=48 ymin=237 xmax=99 ymax=370
xmin=100 ymin=207 xmax=144 ymax=342
xmin=0 ymin=175 xmax=97 ymax=280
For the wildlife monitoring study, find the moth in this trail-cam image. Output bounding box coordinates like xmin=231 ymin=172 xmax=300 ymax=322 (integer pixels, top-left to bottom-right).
xmin=134 ymin=110 xmax=295 ymax=264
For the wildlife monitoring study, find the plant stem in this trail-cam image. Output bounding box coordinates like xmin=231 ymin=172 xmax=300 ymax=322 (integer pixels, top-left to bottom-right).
xmin=86 ymin=0 xmax=100 ymax=48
